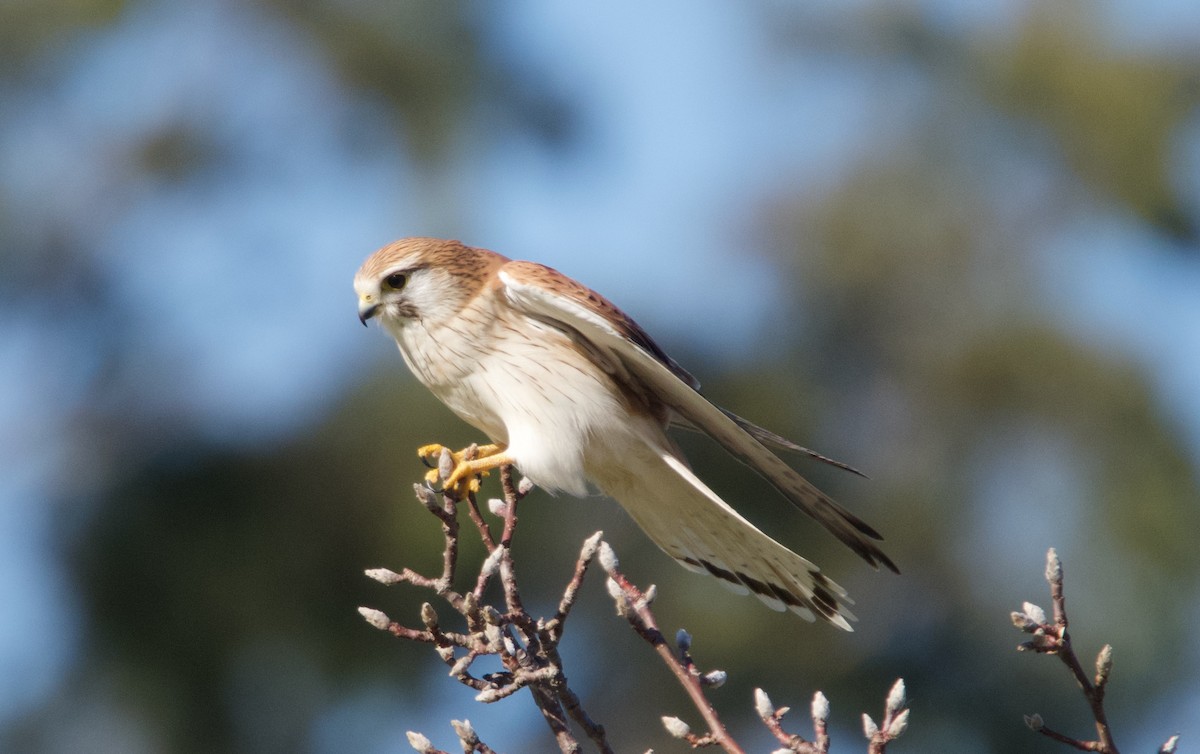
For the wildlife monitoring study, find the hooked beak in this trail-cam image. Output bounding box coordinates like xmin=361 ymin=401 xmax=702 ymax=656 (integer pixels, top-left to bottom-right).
xmin=358 ymin=298 xmax=380 ymax=327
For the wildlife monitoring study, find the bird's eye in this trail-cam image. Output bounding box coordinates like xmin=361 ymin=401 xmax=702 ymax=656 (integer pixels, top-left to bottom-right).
xmin=385 ymin=272 xmax=407 ymax=290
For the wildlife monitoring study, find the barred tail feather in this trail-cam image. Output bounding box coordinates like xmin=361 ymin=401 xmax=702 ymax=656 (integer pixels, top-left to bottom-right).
xmin=593 ymin=445 xmax=856 ymax=631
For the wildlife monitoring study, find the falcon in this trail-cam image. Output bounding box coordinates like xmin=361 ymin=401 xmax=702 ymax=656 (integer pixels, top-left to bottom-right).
xmin=355 ymin=237 xmax=896 ymax=629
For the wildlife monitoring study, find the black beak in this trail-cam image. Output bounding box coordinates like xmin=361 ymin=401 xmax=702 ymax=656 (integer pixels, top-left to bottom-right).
xmin=358 ymin=301 xmax=379 ymax=326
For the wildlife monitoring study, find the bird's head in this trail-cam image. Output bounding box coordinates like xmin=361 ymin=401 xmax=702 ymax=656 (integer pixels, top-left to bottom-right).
xmin=354 ymin=237 xmax=504 ymax=329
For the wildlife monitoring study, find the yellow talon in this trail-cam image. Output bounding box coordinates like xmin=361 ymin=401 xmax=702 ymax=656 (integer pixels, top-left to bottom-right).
xmin=417 ymin=442 xmax=512 ymax=497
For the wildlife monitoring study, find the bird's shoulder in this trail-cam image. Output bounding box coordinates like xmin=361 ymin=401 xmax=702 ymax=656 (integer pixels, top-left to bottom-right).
xmin=497 ymin=259 xmax=700 ymax=390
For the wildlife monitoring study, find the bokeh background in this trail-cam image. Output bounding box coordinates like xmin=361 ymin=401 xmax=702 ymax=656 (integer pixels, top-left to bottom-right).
xmin=2 ymin=1 xmax=1199 ymax=752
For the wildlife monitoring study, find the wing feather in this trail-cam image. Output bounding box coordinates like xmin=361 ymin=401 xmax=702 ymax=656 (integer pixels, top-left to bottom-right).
xmin=672 ymin=409 xmax=868 ymax=478
xmin=499 ymin=263 xmax=898 ymax=574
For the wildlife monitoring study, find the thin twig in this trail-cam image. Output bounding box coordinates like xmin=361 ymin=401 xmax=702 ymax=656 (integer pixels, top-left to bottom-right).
xmin=598 ymin=554 xmax=745 ymax=754
xmin=495 ymin=469 xmax=527 ymax=620
xmin=545 ymin=531 xmax=604 ymax=642
xmin=1014 ymin=549 xmax=1123 ymax=754
xmin=364 ymin=453 xmax=613 ymax=753
xmin=464 ymin=492 xmax=497 ymax=552
xmin=373 ymin=450 xmax=917 ymax=754
xmin=529 ymin=684 xmax=582 ymax=754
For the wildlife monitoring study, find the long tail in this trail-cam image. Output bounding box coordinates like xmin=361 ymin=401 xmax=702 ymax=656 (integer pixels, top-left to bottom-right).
xmin=591 ymin=442 xmax=857 ymax=630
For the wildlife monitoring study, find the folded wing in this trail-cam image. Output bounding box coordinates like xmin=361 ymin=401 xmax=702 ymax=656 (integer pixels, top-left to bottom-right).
xmin=499 ymin=262 xmax=897 ymax=574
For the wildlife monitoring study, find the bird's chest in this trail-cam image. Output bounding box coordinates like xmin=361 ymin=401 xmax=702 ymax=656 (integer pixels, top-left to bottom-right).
xmin=392 ymin=311 xmax=619 ymax=442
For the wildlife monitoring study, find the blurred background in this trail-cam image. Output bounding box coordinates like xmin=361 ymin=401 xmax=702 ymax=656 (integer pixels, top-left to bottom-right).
xmin=2 ymin=0 xmax=1199 ymax=751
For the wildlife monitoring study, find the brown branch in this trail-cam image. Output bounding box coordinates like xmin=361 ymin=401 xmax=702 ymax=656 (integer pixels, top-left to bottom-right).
xmin=545 ymin=531 xmax=603 ymax=642
xmin=1025 ymin=716 xmax=1105 ymax=752
xmin=368 ymin=450 xmax=911 ymax=754
xmin=1013 ymin=548 xmax=1132 ymax=754
xmin=758 ymin=693 xmax=813 ymax=752
xmin=862 ymin=679 xmax=910 ymax=754
xmin=362 ymin=456 xmax=613 ymax=753
xmin=596 ymin=545 xmax=745 ymax=754
xmin=529 ymin=684 xmax=583 ymax=754
xmin=463 ymin=491 xmax=497 ymax=552
xmin=495 ymin=468 xmax=528 ymax=621
xmin=597 ymin=543 xmax=913 ymax=754
xmin=498 ymin=465 xmax=524 ymax=548
xmin=554 ymin=672 xmax=611 ymax=752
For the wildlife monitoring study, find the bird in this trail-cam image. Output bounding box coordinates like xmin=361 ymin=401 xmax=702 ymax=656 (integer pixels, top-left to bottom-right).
xmin=354 ymin=237 xmax=896 ymax=630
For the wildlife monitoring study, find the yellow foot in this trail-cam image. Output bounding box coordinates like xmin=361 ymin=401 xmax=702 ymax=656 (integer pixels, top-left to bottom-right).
xmin=418 ymin=443 xmax=512 ymax=497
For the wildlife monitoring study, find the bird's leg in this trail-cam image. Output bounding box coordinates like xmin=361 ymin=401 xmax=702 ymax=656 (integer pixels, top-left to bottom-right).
xmin=418 ymin=443 xmax=512 ymax=496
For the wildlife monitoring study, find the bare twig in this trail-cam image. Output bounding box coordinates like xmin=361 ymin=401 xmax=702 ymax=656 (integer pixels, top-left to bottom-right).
xmin=545 ymin=531 xmax=603 ymax=642
xmin=749 ymin=680 xmax=907 ymax=754
xmin=598 ymin=539 xmax=912 ymax=753
xmin=1012 ymin=548 xmax=1117 ymax=752
xmin=596 ymin=545 xmax=744 ymax=754
xmin=862 ymin=679 xmax=910 ymax=754
xmin=363 ymin=457 xmax=613 ymax=754
xmin=1012 ymin=548 xmax=1179 ymax=754
xmin=369 ymin=452 xmax=913 ymax=753
xmin=756 ymin=686 xmax=819 ymax=753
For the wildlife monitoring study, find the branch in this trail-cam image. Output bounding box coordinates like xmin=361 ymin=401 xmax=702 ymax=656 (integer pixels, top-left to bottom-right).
xmin=596 ymin=544 xmax=743 ymax=753
xmin=597 ymin=541 xmax=910 ymax=754
xmin=362 ymin=451 xmax=913 ymax=753
xmin=861 ymin=679 xmax=911 ymax=754
xmin=361 ymin=459 xmax=611 ymax=754
xmin=1012 ymin=548 xmax=1180 ymax=754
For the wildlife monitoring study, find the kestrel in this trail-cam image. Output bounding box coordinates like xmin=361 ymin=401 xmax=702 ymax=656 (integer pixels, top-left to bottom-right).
xmin=355 ymin=237 xmax=896 ymax=630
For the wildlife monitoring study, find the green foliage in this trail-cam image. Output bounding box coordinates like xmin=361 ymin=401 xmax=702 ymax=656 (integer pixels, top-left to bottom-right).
xmin=982 ymin=3 xmax=1200 ymax=240
xmin=261 ymin=0 xmax=482 ymax=160
xmin=0 ymin=0 xmax=126 ymax=69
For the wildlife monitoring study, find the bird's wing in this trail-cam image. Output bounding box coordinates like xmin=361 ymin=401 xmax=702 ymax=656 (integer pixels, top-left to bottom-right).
xmin=673 ymin=409 xmax=868 ymax=478
xmin=499 ymin=262 xmax=897 ymax=574
xmin=595 ymin=434 xmax=858 ymax=629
